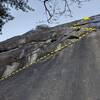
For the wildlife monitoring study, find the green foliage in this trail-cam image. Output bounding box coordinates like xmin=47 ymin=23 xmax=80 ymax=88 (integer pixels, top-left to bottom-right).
xmin=0 ymin=0 xmax=34 ymax=34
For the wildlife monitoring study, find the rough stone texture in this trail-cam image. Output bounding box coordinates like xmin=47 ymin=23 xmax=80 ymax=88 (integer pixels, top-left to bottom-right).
xmin=0 ymin=14 xmax=100 ymax=100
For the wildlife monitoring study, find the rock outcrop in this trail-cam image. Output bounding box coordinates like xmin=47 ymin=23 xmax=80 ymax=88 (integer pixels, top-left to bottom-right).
xmin=0 ymin=14 xmax=100 ymax=100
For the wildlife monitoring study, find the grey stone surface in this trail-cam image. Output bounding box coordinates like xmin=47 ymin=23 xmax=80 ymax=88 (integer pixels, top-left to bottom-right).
xmin=0 ymin=14 xmax=100 ymax=100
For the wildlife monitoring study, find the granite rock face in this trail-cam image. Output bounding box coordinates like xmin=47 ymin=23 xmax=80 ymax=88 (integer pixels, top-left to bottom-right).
xmin=0 ymin=14 xmax=100 ymax=100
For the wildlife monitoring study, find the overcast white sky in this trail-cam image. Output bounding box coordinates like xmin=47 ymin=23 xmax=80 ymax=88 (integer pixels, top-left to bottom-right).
xmin=0 ymin=0 xmax=100 ymax=42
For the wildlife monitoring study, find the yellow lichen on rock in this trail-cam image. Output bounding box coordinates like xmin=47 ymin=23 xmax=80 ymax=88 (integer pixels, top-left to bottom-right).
xmin=83 ymin=16 xmax=91 ymax=21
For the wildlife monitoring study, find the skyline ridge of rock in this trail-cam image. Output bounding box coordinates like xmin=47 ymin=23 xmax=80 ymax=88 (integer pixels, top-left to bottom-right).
xmin=0 ymin=14 xmax=100 ymax=100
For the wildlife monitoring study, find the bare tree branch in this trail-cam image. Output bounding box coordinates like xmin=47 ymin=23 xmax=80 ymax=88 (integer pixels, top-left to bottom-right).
xmin=43 ymin=0 xmax=53 ymax=22
xmin=42 ymin=0 xmax=90 ymax=22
